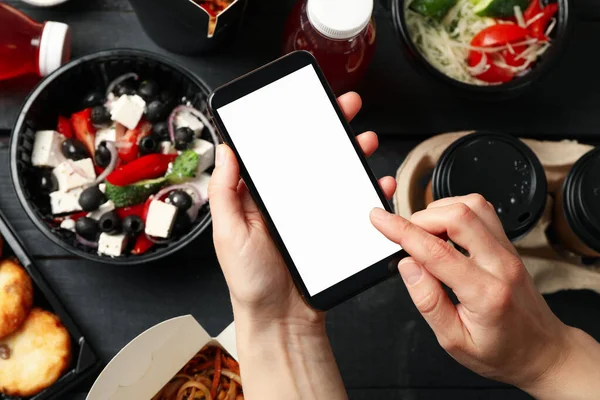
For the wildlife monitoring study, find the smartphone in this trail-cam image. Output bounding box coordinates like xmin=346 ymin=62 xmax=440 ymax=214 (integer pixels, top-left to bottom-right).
xmin=209 ymin=51 xmax=407 ymax=310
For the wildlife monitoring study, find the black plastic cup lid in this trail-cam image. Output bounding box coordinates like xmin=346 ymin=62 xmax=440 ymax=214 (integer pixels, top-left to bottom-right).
xmin=432 ymin=132 xmax=548 ymax=241
xmin=562 ymin=147 xmax=600 ymax=253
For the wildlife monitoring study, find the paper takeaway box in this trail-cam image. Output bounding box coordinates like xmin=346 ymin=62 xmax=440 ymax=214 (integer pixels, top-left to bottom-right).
xmin=86 ymin=316 xmax=236 ymax=400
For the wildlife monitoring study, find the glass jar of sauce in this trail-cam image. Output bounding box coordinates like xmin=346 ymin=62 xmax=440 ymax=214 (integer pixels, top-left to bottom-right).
xmin=282 ymin=0 xmax=376 ymax=95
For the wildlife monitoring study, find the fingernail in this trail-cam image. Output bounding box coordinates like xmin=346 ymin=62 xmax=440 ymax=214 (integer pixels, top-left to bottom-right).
xmin=371 ymin=207 xmax=389 ymax=221
xmin=398 ymin=260 xmax=423 ymax=286
xmin=216 ymin=145 xmax=226 ymax=167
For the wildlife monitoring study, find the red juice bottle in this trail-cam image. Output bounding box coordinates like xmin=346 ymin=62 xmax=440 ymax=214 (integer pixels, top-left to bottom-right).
xmin=283 ymin=0 xmax=376 ymax=95
xmin=0 ymin=3 xmax=71 ymax=81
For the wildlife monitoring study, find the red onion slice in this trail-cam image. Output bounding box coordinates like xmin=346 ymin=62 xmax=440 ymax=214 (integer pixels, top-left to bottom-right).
xmin=154 ymin=183 xmax=207 ymax=220
xmin=92 ymin=141 xmax=118 ymax=186
xmin=144 ymin=234 xmax=175 ymax=245
xmin=106 ymin=73 xmax=139 ymax=99
xmin=76 ymin=234 xmax=99 ymax=249
xmin=168 ymin=105 xmax=219 ymax=148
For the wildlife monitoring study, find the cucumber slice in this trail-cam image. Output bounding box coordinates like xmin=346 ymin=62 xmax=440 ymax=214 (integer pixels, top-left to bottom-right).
xmin=409 ymin=0 xmax=459 ymax=21
xmin=473 ymin=0 xmax=529 ymax=17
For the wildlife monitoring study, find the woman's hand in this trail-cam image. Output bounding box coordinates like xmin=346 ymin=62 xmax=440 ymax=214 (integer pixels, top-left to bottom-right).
xmin=209 ymin=92 xmax=395 ymax=400
xmin=370 ymin=194 xmax=600 ymax=399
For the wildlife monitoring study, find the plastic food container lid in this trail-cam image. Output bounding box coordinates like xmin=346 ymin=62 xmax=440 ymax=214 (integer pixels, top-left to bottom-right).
xmin=432 ymin=132 xmax=548 ymax=241
xmin=562 ymin=147 xmax=600 ymax=253
xmin=307 ymin=0 xmax=373 ymax=40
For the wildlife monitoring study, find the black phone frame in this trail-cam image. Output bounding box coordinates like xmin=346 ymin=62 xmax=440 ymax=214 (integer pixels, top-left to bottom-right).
xmin=209 ymin=51 xmax=408 ymax=310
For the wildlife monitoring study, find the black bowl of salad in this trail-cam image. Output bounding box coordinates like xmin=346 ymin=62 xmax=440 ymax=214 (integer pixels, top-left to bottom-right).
xmin=10 ymin=49 xmax=219 ymax=264
xmin=392 ymin=0 xmax=570 ymax=96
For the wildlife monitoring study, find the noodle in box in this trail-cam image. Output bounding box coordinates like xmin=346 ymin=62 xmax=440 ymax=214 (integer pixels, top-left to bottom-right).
xmin=86 ymin=316 xmax=240 ymax=400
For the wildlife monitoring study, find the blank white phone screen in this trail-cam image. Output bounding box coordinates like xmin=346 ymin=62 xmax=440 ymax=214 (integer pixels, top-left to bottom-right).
xmin=217 ymin=65 xmax=401 ymax=296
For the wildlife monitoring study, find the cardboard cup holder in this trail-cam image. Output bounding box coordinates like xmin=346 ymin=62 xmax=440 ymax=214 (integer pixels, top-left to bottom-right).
xmin=394 ymin=131 xmax=600 ymax=295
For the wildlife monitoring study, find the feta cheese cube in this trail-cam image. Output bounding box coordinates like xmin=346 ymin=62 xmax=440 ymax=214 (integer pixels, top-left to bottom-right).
xmin=50 ymin=188 xmax=83 ymax=215
xmin=95 ymin=126 xmax=116 ymax=148
xmin=87 ymin=200 xmax=115 ymax=221
xmin=159 ymin=141 xmax=176 ymax=155
xmin=191 ymin=139 xmax=215 ymax=175
xmin=145 ymin=200 xmax=178 ymax=238
xmin=175 ymin=112 xmax=205 ymax=137
xmin=59 ymin=218 xmax=76 ymax=232
xmin=98 ymin=233 xmax=128 ymax=257
xmin=31 ymin=130 xmax=66 ymax=168
xmin=53 ymin=158 xmax=96 ymax=192
xmin=110 ymin=94 xmax=146 ymax=130
xmin=99 ymin=183 xmax=106 ymax=193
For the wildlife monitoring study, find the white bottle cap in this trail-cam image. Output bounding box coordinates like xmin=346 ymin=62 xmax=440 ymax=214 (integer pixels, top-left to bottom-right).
xmin=38 ymin=21 xmax=71 ymax=77
xmin=307 ymin=0 xmax=373 ymax=40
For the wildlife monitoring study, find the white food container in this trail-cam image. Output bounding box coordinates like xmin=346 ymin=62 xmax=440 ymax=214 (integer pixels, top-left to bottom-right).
xmin=86 ymin=315 xmax=237 ymax=400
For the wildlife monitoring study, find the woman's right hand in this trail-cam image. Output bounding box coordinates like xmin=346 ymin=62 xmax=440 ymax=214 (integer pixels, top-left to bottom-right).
xmin=370 ymin=194 xmax=600 ymax=400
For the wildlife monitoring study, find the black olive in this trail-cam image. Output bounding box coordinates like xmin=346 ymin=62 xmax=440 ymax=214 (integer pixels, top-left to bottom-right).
xmin=139 ymin=135 xmax=159 ymax=155
xmin=99 ymin=211 xmax=121 ymax=234
xmin=160 ymin=91 xmax=176 ymax=109
xmin=95 ymin=141 xmax=112 ymax=168
xmin=78 ymin=186 xmax=106 ymax=212
xmin=174 ymin=127 xmax=194 ymax=150
xmin=91 ymin=105 xmax=111 ymax=126
xmin=145 ymin=100 xmax=167 ymax=123
xmin=172 ymin=212 xmax=192 ymax=236
xmin=138 ymin=80 xmax=160 ymax=101
xmin=61 ymin=139 xmax=88 ymax=160
xmin=168 ymin=190 xmax=193 ymax=211
xmin=75 ymin=217 xmax=100 ymax=241
xmin=39 ymin=168 xmax=58 ymax=193
xmin=152 ymin=121 xmax=170 ymax=140
xmin=83 ymin=91 xmax=105 ymax=107
xmin=123 ymin=215 xmax=144 ymax=235
xmin=115 ymin=82 xmax=136 ymax=96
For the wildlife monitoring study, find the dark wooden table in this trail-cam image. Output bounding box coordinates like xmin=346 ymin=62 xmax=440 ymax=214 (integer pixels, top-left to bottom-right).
xmin=1 ymin=0 xmax=600 ymax=399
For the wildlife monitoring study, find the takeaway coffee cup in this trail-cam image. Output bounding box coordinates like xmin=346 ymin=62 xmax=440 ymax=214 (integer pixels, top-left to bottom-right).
xmin=129 ymin=0 xmax=247 ymax=55
xmin=553 ymin=147 xmax=600 ymax=258
xmin=425 ymin=132 xmax=548 ymax=241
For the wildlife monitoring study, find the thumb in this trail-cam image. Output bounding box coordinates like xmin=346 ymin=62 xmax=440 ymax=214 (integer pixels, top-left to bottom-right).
xmin=208 ymin=144 xmax=246 ymax=236
xmin=398 ymin=257 xmax=466 ymax=352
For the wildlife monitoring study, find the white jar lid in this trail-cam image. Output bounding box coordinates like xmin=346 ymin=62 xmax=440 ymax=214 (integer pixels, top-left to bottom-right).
xmin=307 ymin=0 xmax=373 ymax=40
xmin=38 ymin=21 xmax=71 ymax=77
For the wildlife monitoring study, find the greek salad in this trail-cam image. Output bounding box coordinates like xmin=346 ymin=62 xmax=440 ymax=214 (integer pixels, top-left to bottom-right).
xmin=31 ymin=73 xmax=215 ymax=257
xmin=405 ymin=0 xmax=559 ymax=85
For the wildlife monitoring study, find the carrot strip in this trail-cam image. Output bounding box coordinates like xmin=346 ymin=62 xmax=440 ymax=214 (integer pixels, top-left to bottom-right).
xmin=211 ymin=348 xmax=222 ymax=398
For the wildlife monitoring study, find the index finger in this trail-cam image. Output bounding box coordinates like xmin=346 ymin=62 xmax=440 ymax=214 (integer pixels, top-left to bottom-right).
xmin=370 ymin=208 xmax=493 ymax=296
xmin=337 ymin=92 xmax=362 ymax=122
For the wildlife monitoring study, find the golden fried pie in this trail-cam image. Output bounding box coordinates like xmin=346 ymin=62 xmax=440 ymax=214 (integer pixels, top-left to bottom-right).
xmin=0 ymin=259 xmax=33 ymax=339
xmin=0 ymin=308 xmax=71 ymax=397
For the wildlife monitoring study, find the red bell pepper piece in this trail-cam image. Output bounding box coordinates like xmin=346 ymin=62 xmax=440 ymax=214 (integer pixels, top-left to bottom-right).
xmin=115 ymin=121 xmax=152 ymax=163
xmin=106 ymin=153 xmax=177 ymax=186
xmin=71 ymin=109 xmax=96 ymax=157
xmin=503 ymin=44 xmax=528 ymax=67
xmin=523 ymin=0 xmax=542 ymax=22
xmin=468 ymin=25 xmax=529 ymax=83
xmin=52 ymin=211 xmax=88 ymax=224
xmin=57 ymin=116 xmax=73 ymax=139
xmin=470 ymin=24 xmax=529 ymax=48
xmin=131 ymin=234 xmax=154 ymax=255
xmin=115 ymin=203 xmax=146 ymax=220
xmin=141 ymin=196 xmax=154 ymax=221
xmin=529 ymin=3 xmax=558 ymax=40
